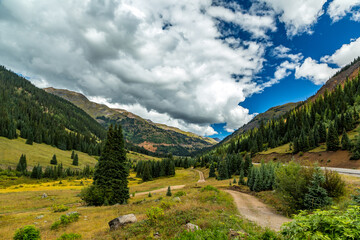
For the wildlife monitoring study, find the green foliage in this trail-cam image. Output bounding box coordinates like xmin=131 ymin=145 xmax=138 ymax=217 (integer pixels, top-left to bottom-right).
xmin=51 ymin=204 xmax=69 ymax=213
xmin=80 ymin=185 xmax=106 ymax=206
xmin=217 ymin=160 xmax=229 ymax=180
xmin=174 ymin=229 xmax=228 ymax=240
xmin=141 ymin=161 xmax=153 ymax=182
xmin=351 ymin=188 xmax=360 ymax=204
xmin=341 ymin=129 xmax=352 ymax=150
xmin=238 ymin=169 xmax=245 ymax=185
xmin=135 ymin=158 xmax=175 ymax=181
xmin=148 ymin=192 xmax=152 ymax=197
xmin=72 ymin=154 xmax=78 ymax=166
xmin=174 ymin=191 xmax=186 ymax=197
xmin=322 ymin=169 xmax=346 ymax=199
xmin=146 ymin=207 xmax=164 ymax=223
xmin=16 ymin=154 xmax=27 ymax=173
xmin=166 ymin=186 xmax=172 ymax=196
xmin=281 ymin=206 xmax=360 ymax=240
xmin=208 ymin=163 xmax=216 ymax=178
xmin=51 ymin=212 xmax=80 ymax=230
xmin=201 ymin=185 xmax=219 ymax=193
xmin=50 ymin=154 xmax=57 ymax=165
xmin=13 ymin=225 xmax=40 ymax=240
xmin=326 ymin=123 xmax=340 ymax=151
xmin=57 ymin=233 xmax=82 ymax=240
xmin=303 ymin=168 xmax=331 ymax=209
xmin=248 ymin=161 xmax=278 ymax=192
xmin=90 ymin=124 xmax=129 ymax=206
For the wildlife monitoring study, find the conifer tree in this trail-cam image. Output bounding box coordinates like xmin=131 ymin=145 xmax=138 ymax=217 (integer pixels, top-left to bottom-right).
xmin=16 ymin=154 xmax=27 ymax=173
xmin=209 ymin=163 xmax=216 ymax=178
xmin=91 ymin=124 xmax=129 ymax=205
xmin=25 ymin=132 xmax=33 ymax=145
xmin=341 ymin=129 xmax=351 ymax=150
xmin=304 ymin=168 xmax=331 ymax=209
xmin=71 ymin=150 xmax=75 ymax=159
xmin=217 ymin=160 xmax=229 ymax=180
xmin=142 ymin=161 xmax=152 ymax=182
xmin=326 ymin=123 xmax=340 ymax=151
xmin=50 ymin=154 xmax=57 ymax=165
xmin=166 ymin=186 xmax=172 ymax=196
xmin=244 ymin=154 xmax=252 ymax=177
xmin=238 ymin=169 xmax=245 ymax=185
xmin=72 ymin=153 xmax=79 ymax=166
xmin=233 ymin=178 xmax=237 ymax=184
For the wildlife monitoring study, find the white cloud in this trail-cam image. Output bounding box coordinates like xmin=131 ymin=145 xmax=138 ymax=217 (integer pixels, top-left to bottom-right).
xmin=260 ymin=0 xmax=327 ymax=37
xmin=327 ymin=0 xmax=360 ymax=22
xmin=0 ymin=0 xmax=268 ymax=135
xmin=295 ymin=57 xmax=339 ymax=85
xmin=208 ymin=4 xmax=276 ymax=39
xmin=263 ymin=61 xmax=298 ymax=88
xmin=321 ymin=37 xmax=360 ymax=67
xmin=272 ymin=45 xmax=303 ymax=62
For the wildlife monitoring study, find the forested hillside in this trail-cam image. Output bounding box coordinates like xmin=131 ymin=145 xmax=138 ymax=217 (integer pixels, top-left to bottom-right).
xmin=0 ymin=66 xmax=105 ymax=155
xmin=45 ymin=88 xmax=217 ymax=156
xmin=214 ymin=57 xmax=360 ymax=158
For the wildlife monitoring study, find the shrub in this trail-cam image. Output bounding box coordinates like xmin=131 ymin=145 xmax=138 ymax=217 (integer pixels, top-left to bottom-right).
xmin=200 ymin=185 xmax=219 ymax=193
xmin=57 ymin=233 xmax=82 ymax=240
xmin=51 ymin=212 xmax=80 ymax=230
xmin=51 ymin=204 xmax=69 ymax=212
xmin=351 ymin=188 xmax=360 ymax=204
xmin=174 ymin=191 xmax=186 ymax=197
xmin=281 ymin=206 xmax=360 ymax=239
xmin=160 ymin=201 xmax=175 ymax=210
xmin=146 ymin=207 xmax=164 ymax=223
xmin=13 ymin=225 xmax=41 ymax=240
xmin=80 ymin=185 xmax=105 ymax=206
xmin=322 ymin=169 xmax=346 ymax=199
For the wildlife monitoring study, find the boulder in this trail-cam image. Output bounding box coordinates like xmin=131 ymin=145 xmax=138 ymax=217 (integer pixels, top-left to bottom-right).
xmin=173 ymin=197 xmax=181 ymax=202
xmin=35 ymin=215 xmax=44 ymax=219
xmin=41 ymin=193 xmax=48 ymax=198
xmin=66 ymin=211 xmax=78 ymax=216
xmin=109 ymin=214 xmax=137 ymax=231
xmin=185 ymin=223 xmax=200 ymax=232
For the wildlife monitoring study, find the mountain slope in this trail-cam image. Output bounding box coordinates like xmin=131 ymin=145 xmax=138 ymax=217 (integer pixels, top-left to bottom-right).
xmin=0 ymin=66 xmax=105 ymax=155
xmin=44 ymin=88 xmax=217 ymax=156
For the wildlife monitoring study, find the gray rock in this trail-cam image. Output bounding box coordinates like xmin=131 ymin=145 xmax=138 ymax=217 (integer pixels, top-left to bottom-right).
xmin=173 ymin=197 xmax=181 ymax=202
xmin=185 ymin=223 xmax=200 ymax=232
xmin=109 ymin=214 xmax=137 ymax=231
xmin=35 ymin=215 xmax=44 ymax=219
xmin=41 ymin=193 xmax=48 ymax=198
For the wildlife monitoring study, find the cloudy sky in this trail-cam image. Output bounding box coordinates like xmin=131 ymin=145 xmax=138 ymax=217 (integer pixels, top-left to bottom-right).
xmin=1 ymin=0 xmax=360 ymax=139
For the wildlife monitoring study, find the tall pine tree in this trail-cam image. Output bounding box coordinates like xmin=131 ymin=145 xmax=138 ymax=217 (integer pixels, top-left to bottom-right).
xmin=326 ymin=123 xmax=340 ymax=151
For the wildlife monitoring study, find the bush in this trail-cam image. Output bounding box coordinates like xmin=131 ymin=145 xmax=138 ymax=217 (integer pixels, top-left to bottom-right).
xmin=160 ymin=200 xmax=175 ymax=210
xmin=13 ymin=225 xmax=41 ymax=240
xmin=51 ymin=212 xmax=80 ymax=230
xmin=146 ymin=207 xmax=164 ymax=223
xmin=80 ymin=185 xmax=105 ymax=206
xmin=322 ymin=169 xmax=346 ymax=199
xmin=51 ymin=204 xmax=69 ymax=212
xmin=281 ymin=206 xmax=360 ymax=239
xmin=57 ymin=233 xmax=82 ymax=240
xmin=351 ymin=188 xmax=360 ymax=204
xmin=200 ymin=185 xmax=219 ymax=193
xmin=174 ymin=191 xmax=186 ymax=197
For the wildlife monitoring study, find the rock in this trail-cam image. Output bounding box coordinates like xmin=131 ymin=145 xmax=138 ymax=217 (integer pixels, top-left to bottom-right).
xmin=185 ymin=223 xmax=200 ymax=232
xmin=229 ymin=229 xmax=240 ymax=237
xmin=44 ymin=221 xmax=47 ymax=223
xmin=41 ymin=193 xmax=48 ymax=198
xmin=109 ymin=214 xmax=137 ymax=231
xmin=35 ymin=215 xmax=44 ymax=219
xmin=173 ymin=197 xmax=181 ymax=202
xmin=154 ymin=232 xmax=160 ymax=239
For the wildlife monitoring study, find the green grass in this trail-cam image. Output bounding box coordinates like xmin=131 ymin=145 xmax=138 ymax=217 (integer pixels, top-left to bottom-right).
xmin=0 ymin=136 xmax=160 ymax=171
xmin=260 ymin=144 xmax=291 ymax=154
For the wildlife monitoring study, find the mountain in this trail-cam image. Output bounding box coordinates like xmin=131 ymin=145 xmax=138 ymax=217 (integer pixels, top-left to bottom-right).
xmin=0 ymin=66 xmax=105 ymax=155
xmin=44 ymin=88 xmax=217 ymax=156
xmin=222 ymin=102 xmax=300 ymax=143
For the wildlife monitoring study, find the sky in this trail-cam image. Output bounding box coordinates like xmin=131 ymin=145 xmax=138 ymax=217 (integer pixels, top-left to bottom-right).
xmin=1 ymin=0 xmax=360 ymax=140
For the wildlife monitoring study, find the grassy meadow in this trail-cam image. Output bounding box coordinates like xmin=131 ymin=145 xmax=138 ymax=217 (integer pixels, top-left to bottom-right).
xmin=0 ymin=168 xmax=275 ymax=240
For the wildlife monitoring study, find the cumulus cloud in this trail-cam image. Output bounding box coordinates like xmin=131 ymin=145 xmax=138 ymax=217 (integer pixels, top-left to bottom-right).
xmin=260 ymin=0 xmax=326 ymax=37
xmin=327 ymin=0 xmax=360 ymax=22
xmin=321 ymin=37 xmax=360 ymax=67
xmin=263 ymin=61 xmax=298 ymax=88
xmin=295 ymin=57 xmax=339 ymax=85
xmin=272 ymin=45 xmax=303 ymax=62
xmin=0 ymin=0 xmax=267 ymax=135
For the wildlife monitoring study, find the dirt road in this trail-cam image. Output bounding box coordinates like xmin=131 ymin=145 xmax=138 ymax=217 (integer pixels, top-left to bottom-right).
xmin=224 ymin=190 xmax=291 ymax=231
xmin=195 ymin=170 xmax=205 ymax=183
xmin=134 ymin=185 xmax=186 ymax=197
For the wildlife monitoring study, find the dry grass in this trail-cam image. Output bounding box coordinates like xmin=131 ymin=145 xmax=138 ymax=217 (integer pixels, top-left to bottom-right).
xmin=260 ymin=144 xmax=291 ymax=154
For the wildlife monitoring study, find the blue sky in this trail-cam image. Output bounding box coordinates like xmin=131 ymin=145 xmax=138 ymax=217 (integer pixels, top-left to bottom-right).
xmin=1 ymin=0 xmax=360 ymax=140
xmin=209 ymin=0 xmax=360 ymax=139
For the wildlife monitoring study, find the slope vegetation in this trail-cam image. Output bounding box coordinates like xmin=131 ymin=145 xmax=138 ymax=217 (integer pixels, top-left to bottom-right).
xmin=45 ymin=88 xmax=217 ymax=156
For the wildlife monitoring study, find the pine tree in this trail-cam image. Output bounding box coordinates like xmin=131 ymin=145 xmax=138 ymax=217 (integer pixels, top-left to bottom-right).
xmin=142 ymin=162 xmax=153 ymax=182
xmin=16 ymin=154 xmax=27 ymax=173
xmin=244 ymin=154 xmax=252 ymax=177
xmin=304 ymin=168 xmax=331 ymax=209
xmin=326 ymin=123 xmax=340 ymax=151
xmin=72 ymin=153 xmax=79 ymax=166
xmin=341 ymin=129 xmax=351 ymax=150
xmin=50 ymin=154 xmax=57 ymax=165
xmin=209 ymin=163 xmax=216 ymax=178
xmin=166 ymin=186 xmax=172 ymax=196
xmin=92 ymin=124 xmax=129 ymax=205
xmin=217 ymin=160 xmax=229 ymax=180
xmin=71 ymin=150 xmax=75 ymax=159
xmin=148 ymin=192 xmax=152 ymax=197
xmin=238 ymin=169 xmax=245 ymax=185
xmin=25 ymin=132 xmax=33 ymax=145
xmin=233 ymin=178 xmax=237 ymax=184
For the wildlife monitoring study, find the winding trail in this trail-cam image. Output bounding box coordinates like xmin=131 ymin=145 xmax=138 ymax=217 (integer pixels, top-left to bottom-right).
xmin=224 ymin=190 xmax=291 ymax=231
xmin=195 ymin=169 xmax=205 ymax=183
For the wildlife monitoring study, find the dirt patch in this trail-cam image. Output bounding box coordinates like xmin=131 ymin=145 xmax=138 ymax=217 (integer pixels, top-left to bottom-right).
xmin=224 ymin=190 xmax=291 ymax=232
xmin=133 ymin=185 xmax=185 ymax=197
xmin=253 ymin=150 xmax=360 ymax=169
xmin=195 ymin=170 xmax=205 ymax=183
